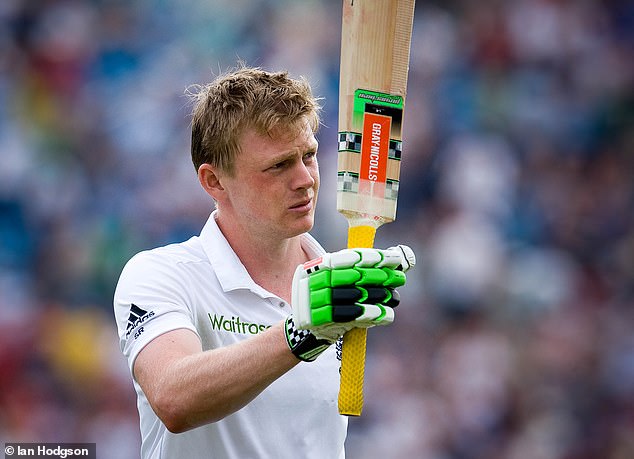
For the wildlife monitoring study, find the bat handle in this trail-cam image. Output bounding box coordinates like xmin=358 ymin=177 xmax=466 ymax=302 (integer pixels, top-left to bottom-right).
xmin=338 ymin=224 xmax=377 ymax=416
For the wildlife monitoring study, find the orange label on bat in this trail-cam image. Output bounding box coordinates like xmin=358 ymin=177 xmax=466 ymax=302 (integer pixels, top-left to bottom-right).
xmin=360 ymin=112 xmax=391 ymax=184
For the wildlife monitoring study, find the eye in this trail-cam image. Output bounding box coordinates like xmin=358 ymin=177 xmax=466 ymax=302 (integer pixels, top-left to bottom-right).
xmin=267 ymin=159 xmax=289 ymax=171
xmin=303 ymin=151 xmax=317 ymax=162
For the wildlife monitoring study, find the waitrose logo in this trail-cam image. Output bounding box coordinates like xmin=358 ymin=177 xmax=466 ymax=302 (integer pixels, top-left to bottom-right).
xmin=208 ymin=313 xmax=271 ymax=335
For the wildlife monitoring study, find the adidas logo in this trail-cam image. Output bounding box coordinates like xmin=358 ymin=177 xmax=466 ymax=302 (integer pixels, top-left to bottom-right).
xmin=125 ymin=304 xmax=155 ymax=338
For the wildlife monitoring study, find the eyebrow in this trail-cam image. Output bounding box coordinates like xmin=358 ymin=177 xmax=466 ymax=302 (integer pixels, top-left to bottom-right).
xmin=268 ymin=142 xmax=319 ymax=165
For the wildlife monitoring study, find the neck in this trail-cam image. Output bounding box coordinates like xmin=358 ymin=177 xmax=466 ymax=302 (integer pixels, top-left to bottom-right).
xmin=214 ymin=211 xmax=308 ymax=302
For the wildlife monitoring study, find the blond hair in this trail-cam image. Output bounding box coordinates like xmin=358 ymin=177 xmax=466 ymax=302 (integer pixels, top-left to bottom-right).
xmin=189 ymin=66 xmax=321 ymax=175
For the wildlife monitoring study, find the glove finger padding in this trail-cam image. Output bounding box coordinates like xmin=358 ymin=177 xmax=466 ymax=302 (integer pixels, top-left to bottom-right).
xmin=292 ymin=245 xmax=415 ymax=335
xmin=313 ymin=287 xmax=400 ymax=323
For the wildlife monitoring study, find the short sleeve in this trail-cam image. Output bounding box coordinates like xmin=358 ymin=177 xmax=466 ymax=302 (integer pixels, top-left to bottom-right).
xmin=113 ymin=250 xmax=199 ymax=374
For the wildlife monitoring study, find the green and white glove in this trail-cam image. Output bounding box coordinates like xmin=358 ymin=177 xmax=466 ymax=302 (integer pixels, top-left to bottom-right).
xmin=285 ymin=245 xmax=415 ymax=362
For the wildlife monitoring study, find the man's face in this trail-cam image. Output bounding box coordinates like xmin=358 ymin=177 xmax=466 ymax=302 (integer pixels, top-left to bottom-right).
xmin=218 ymin=120 xmax=320 ymax=241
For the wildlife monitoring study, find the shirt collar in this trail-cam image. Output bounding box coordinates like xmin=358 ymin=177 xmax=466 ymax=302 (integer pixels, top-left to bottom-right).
xmin=199 ymin=210 xmax=325 ymax=298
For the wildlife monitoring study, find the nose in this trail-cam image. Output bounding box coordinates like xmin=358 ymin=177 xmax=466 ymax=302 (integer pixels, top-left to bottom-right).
xmin=293 ymin=161 xmax=317 ymax=191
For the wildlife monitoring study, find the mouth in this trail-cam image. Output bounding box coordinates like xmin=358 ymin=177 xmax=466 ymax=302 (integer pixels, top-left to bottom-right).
xmin=289 ymin=197 xmax=313 ymax=213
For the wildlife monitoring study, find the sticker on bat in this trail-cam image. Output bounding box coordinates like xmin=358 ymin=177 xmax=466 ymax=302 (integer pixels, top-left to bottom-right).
xmin=355 ymin=91 xmax=403 ymax=198
xmin=352 ymin=90 xmax=404 ymax=138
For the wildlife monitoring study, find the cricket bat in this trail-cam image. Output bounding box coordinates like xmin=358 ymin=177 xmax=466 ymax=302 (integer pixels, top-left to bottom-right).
xmin=336 ymin=0 xmax=416 ymax=416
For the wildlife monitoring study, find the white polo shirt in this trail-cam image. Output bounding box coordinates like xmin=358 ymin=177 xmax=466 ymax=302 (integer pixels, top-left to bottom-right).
xmin=113 ymin=211 xmax=347 ymax=459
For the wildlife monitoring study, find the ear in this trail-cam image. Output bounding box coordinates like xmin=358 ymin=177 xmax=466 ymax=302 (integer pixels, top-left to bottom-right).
xmin=198 ymin=164 xmax=226 ymax=201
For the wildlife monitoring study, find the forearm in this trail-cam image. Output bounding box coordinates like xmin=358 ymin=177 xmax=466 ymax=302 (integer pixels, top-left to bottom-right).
xmin=140 ymin=322 xmax=299 ymax=432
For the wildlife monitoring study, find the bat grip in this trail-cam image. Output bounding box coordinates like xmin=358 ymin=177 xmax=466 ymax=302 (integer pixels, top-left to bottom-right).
xmin=338 ymin=224 xmax=377 ymax=416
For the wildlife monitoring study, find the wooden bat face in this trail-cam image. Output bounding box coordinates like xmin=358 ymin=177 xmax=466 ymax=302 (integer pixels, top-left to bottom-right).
xmin=336 ymin=0 xmax=414 ymax=228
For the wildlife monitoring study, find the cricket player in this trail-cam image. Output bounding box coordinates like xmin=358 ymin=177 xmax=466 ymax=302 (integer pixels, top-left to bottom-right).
xmin=113 ymin=66 xmax=414 ymax=459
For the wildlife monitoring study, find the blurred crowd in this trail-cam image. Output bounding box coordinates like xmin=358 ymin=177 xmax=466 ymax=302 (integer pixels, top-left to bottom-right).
xmin=0 ymin=0 xmax=632 ymax=458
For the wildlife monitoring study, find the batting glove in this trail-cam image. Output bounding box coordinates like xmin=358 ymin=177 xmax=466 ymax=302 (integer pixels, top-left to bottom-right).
xmin=285 ymin=245 xmax=415 ymax=362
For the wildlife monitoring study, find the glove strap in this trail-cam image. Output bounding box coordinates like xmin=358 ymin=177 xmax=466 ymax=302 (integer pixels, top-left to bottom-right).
xmin=284 ymin=316 xmax=331 ymax=362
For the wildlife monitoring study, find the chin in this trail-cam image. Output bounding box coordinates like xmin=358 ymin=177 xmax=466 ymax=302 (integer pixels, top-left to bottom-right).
xmin=286 ymin=214 xmax=314 ymax=237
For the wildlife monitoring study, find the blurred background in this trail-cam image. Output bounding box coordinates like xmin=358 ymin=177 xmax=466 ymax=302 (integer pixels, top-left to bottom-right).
xmin=0 ymin=0 xmax=632 ymax=458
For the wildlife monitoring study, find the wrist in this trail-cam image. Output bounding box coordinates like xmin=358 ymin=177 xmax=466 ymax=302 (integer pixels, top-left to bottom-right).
xmin=284 ymin=316 xmax=332 ymax=362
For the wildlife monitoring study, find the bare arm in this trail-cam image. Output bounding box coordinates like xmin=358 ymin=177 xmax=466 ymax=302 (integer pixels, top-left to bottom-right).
xmin=133 ymin=321 xmax=299 ymax=433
